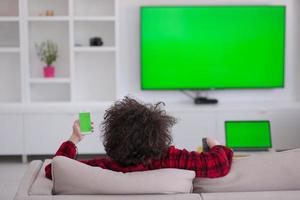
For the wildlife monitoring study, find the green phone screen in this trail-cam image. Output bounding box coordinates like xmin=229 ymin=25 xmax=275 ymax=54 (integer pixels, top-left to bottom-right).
xmin=79 ymin=112 xmax=91 ymax=133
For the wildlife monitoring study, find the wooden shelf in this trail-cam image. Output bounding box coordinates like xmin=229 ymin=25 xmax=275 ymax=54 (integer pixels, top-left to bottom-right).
xmin=29 ymin=78 xmax=71 ymax=84
xmin=0 ymin=17 xmax=19 ymax=22
xmin=28 ymin=16 xmax=69 ymax=22
xmin=0 ymin=47 xmax=20 ymax=53
xmin=74 ymin=46 xmax=116 ymax=52
xmin=74 ymin=16 xmax=115 ymax=21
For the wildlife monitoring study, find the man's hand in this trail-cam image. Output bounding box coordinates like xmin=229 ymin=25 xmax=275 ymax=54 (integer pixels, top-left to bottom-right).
xmin=206 ymin=138 xmax=221 ymax=148
xmin=69 ymin=120 xmax=94 ymax=145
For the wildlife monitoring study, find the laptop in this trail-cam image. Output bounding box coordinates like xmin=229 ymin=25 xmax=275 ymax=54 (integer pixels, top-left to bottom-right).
xmin=225 ymin=120 xmax=272 ymax=151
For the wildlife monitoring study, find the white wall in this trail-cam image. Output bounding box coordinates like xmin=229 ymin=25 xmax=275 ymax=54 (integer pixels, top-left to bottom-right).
xmin=292 ymin=0 xmax=300 ymax=100
xmin=117 ymin=0 xmax=299 ymax=104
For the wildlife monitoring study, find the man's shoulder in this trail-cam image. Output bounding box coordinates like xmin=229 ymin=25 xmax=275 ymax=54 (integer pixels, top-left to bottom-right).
xmin=167 ymin=145 xmax=184 ymax=155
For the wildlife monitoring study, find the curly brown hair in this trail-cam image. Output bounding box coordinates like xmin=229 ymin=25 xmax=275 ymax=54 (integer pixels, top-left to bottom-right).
xmin=102 ymin=96 xmax=176 ymax=167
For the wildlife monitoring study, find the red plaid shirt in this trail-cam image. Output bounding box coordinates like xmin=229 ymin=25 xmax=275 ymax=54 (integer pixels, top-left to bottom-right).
xmin=45 ymin=141 xmax=233 ymax=180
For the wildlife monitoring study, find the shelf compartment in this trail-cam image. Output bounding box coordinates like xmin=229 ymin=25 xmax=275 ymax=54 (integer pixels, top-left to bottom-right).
xmin=0 ymin=0 xmax=19 ymax=16
xmin=28 ymin=0 xmax=69 ymax=17
xmin=74 ymin=0 xmax=115 ymax=17
xmin=0 ymin=53 xmax=21 ymax=102
xmin=29 ymin=21 xmax=70 ymax=78
xmin=0 ymin=22 xmax=19 ymax=47
xmin=30 ymin=83 xmax=70 ymax=102
xmin=74 ymin=52 xmax=115 ymax=101
xmin=74 ymin=21 xmax=115 ymax=47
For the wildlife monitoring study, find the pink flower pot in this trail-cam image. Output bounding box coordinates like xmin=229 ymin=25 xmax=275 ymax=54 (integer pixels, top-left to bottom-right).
xmin=43 ymin=66 xmax=55 ymax=78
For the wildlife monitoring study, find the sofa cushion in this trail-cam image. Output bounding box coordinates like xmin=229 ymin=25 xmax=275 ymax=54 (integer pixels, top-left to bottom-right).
xmin=29 ymin=159 xmax=52 ymax=195
xmin=193 ymin=148 xmax=300 ymax=193
xmin=52 ymin=156 xmax=195 ymax=195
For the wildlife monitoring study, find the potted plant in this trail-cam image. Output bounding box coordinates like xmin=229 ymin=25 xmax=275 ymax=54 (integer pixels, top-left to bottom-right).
xmin=35 ymin=40 xmax=58 ymax=78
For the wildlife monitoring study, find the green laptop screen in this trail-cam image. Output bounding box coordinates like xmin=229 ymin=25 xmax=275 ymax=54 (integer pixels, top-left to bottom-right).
xmin=225 ymin=121 xmax=272 ymax=149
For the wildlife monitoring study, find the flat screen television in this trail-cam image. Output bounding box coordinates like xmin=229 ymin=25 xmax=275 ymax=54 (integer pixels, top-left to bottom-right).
xmin=141 ymin=6 xmax=286 ymax=89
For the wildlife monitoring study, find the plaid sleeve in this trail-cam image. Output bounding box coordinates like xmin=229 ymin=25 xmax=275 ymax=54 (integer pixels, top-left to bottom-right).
xmin=45 ymin=141 xmax=77 ymax=180
xmin=162 ymin=145 xmax=233 ymax=178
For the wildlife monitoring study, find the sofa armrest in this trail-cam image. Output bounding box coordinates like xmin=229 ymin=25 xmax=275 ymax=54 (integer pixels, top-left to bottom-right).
xmin=14 ymin=160 xmax=43 ymax=200
xmin=201 ymin=191 xmax=300 ymax=200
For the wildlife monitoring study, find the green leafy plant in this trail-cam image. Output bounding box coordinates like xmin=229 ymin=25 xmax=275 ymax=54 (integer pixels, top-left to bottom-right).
xmin=35 ymin=40 xmax=58 ymax=67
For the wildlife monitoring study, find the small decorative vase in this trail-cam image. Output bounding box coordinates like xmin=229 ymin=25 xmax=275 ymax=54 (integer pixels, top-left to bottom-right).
xmin=43 ymin=66 xmax=55 ymax=78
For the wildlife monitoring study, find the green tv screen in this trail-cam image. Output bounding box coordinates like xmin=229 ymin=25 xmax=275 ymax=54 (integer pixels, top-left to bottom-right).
xmin=225 ymin=121 xmax=272 ymax=149
xmin=141 ymin=6 xmax=286 ymax=89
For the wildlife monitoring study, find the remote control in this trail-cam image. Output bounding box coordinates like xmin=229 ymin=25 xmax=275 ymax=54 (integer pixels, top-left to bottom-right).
xmin=202 ymin=138 xmax=210 ymax=152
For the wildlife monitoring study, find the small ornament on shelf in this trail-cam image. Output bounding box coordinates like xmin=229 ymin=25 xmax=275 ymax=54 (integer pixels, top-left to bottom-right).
xmin=89 ymin=37 xmax=103 ymax=46
xmin=38 ymin=10 xmax=54 ymax=16
xmin=46 ymin=10 xmax=54 ymax=16
xmin=35 ymin=40 xmax=58 ymax=78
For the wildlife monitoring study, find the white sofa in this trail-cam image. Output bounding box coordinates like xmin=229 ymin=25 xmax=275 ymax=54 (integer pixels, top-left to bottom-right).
xmin=14 ymin=148 xmax=300 ymax=200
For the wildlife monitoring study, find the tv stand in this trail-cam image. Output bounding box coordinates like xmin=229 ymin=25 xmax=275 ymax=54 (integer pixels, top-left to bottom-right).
xmin=194 ymin=97 xmax=218 ymax=105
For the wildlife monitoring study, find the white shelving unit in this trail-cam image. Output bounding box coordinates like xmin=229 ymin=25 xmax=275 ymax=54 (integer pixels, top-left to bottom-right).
xmin=0 ymin=0 xmax=117 ymax=104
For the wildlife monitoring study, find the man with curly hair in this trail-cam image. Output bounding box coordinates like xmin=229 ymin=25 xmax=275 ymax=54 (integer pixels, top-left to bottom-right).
xmin=45 ymin=97 xmax=233 ymax=179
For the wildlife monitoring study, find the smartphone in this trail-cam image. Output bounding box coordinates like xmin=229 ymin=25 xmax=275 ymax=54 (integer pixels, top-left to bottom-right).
xmin=79 ymin=112 xmax=92 ymax=133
